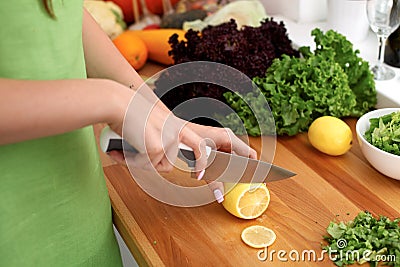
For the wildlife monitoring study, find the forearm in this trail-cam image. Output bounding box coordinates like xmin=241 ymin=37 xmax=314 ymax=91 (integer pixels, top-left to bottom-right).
xmin=82 ymin=9 xmax=172 ymax=114
xmin=82 ymin=9 xmax=142 ymax=87
xmin=0 ymin=78 xmax=132 ymax=145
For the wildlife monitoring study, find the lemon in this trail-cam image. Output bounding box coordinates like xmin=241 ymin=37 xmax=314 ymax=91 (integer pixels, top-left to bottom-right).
xmin=222 ymin=183 xmax=270 ymax=219
xmin=308 ymin=116 xmax=353 ymax=156
xmin=241 ymin=225 xmax=276 ymax=248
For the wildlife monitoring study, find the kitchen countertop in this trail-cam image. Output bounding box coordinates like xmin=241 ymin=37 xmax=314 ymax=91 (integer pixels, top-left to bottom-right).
xmin=95 ymin=60 xmax=400 ymax=266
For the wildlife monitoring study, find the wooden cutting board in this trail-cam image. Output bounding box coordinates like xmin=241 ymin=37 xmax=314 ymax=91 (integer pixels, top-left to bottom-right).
xmin=99 ymin=118 xmax=400 ymax=267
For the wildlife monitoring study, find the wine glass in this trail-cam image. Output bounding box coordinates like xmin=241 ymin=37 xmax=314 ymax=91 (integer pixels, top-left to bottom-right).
xmin=366 ymin=0 xmax=400 ymax=80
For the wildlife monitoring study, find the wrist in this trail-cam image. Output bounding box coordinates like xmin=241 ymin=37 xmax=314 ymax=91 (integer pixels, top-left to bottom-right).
xmin=97 ymin=79 xmax=134 ymax=132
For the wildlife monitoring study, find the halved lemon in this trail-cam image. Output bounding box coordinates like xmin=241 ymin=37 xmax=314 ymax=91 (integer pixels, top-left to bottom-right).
xmin=222 ymin=183 xmax=270 ymax=219
xmin=241 ymin=225 xmax=276 ymax=248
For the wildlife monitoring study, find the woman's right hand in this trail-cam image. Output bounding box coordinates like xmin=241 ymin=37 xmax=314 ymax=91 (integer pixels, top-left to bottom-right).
xmin=107 ymin=83 xmax=208 ymax=174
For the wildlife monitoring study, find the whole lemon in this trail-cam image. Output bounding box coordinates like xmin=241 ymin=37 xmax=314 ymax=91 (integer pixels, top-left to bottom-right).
xmin=308 ymin=116 xmax=353 ymax=156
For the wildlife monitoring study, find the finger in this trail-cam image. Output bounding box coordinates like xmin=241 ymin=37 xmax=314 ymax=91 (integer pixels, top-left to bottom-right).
xmin=135 ymin=152 xmax=175 ymax=173
xmin=247 ymin=147 xmax=258 ymax=159
xmin=228 ymin=131 xmax=258 ymax=159
xmin=107 ymin=150 xmax=125 ymax=164
xmin=153 ymin=142 xmax=179 ymax=172
xmin=142 ymin=144 xmax=169 ymax=172
xmin=154 ymin=156 xmax=175 ymax=172
xmin=180 ymin=127 xmax=208 ymax=176
xmin=124 ymin=152 xmax=153 ymax=170
xmin=124 ymin=136 xmax=180 ymax=172
xmin=207 ymin=181 xmax=225 ymax=203
xmin=194 ymin=138 xmax=208 ymax=173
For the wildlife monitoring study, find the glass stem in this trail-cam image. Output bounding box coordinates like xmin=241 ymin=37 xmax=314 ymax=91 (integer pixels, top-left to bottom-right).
xmin=377 ymin=35 xmax=387 ymax=68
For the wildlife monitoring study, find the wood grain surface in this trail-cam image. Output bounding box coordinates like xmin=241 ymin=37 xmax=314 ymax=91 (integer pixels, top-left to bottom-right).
xmin=97 ymin=117 xmax=400 ymax=267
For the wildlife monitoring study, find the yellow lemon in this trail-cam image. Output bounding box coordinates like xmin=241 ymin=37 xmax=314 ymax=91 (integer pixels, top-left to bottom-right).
xmin=241 ymin=225 xmax=277 ymax=248
xmin=308 ymin=116 xmax=353 ymax=156
xmin=222 ymin=183 xmax=270 ymax=219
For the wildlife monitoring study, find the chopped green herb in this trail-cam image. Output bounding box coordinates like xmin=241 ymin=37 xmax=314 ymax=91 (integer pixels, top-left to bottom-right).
xmin=323 ymin=211 xmax=400 ymax=267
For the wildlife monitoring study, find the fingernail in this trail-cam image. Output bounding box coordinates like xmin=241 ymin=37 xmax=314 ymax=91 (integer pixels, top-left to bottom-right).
xmin=197 ymin=169 xmax=205 ymax=180
xmin=213 ymin=189 xmax=224 ymax=203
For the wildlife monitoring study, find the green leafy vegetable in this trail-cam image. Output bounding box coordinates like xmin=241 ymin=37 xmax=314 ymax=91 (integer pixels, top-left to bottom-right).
xmin=323 ymin=211 xmax=400 ymax=267
xmin=310 ymin=29 xmax=376 ymax=116
xmin=364 ymin=111 xmax=400 ymax=156
xmin=221 ymin=28 xmax=377 ymax=136
xmin=218 ymin=91 xmax=276 ymax=136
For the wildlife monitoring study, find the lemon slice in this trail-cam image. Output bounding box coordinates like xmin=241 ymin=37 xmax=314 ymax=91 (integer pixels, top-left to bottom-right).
xmin=241 ymin=225 xmax=276 ymax=248
xmin=222 ymin=183 xmax=270 ymax=219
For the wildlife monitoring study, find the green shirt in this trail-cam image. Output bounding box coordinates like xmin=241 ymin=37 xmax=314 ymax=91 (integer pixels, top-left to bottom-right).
xmin=0 ymin=1 xmax=122 ymax=266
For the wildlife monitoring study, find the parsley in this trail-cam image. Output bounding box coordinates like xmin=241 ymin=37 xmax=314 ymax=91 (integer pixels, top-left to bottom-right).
xmin=323 ymin=211 xmax=400 ymax=267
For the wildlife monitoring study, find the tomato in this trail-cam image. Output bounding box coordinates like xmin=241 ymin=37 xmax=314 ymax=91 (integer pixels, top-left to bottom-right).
xmin=108 ymin=0 xmax=180 ymax=24
xmin=143 ymin=23 xmax=160 ymax=30
xmin=108 ymin=0 xmax=135 ymax=24
xmin=146 ymin=0 xmax=180 ymax=16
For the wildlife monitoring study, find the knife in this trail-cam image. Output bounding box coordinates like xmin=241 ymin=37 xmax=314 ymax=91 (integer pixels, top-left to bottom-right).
xmin=99 ymin=127 xmax=296 ymax=183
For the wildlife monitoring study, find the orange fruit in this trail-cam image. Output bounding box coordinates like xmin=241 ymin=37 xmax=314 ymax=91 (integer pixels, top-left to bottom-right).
xmin=113 ymin=31 xmax=148 ymax=70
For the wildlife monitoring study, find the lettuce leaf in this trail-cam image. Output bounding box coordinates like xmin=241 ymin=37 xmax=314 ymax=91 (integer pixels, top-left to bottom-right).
xmin=222 ymin=29 xmax=377 ymax=136
xmin=310 ymin=29 xmax=377 ymax=116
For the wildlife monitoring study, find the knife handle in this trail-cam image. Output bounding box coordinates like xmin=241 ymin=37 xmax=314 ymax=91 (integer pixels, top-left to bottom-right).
xmin=99 ymin=126 xmax=211 ymax=168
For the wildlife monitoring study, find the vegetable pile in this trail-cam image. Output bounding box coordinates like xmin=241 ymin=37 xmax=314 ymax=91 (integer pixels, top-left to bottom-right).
xmin=168 ymin=18 xmax=299 ymax=78
xmin=323 ymin=211 xmax=400 ymax=267
xmin=364 ymin=111 xmax=400 ymax=156
xmin=153 ymin=18 xmax=299 ymax=124
xmin=153 ymin=22 xmax=377 ymax=136
xmin=223 ymin=29 xmax=377 ymax=136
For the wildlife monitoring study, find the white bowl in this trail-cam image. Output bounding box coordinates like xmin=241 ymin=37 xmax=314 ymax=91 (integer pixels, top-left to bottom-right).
xmin=356 ymin=108 xmax=400 ymax=180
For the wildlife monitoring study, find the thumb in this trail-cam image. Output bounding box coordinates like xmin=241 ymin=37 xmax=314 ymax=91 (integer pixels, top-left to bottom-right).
xmin=180 ymin=128 xmax=208 ymax=177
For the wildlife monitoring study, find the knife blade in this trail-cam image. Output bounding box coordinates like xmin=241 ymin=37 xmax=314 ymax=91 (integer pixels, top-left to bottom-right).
xmin=99 ymin=127 xmax=296 ymax=183
xmin=197 ymin=149 xmax=295 ymax=183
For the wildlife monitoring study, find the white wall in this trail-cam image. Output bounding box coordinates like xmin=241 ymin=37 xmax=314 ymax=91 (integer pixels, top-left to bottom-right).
xmin=260 ymin=0 xmax=328 ymax=23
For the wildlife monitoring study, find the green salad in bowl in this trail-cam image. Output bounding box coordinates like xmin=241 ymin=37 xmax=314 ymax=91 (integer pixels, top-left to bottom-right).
xmin=356 ymin=108 xmax=400 ymax=179
xmin=364 ymin=111 xmax=400 ymax=156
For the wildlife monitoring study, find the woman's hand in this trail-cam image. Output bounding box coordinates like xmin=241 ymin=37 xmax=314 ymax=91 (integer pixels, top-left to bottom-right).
xmin=194 ymin=126 xmax=257 ymax=159
xmin=186 ymin=123 xmax=257 ymax=203
xmin=107 ymin=87 xmax=208 ymax=174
